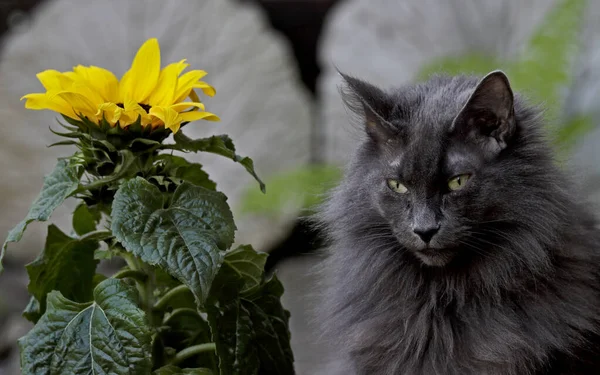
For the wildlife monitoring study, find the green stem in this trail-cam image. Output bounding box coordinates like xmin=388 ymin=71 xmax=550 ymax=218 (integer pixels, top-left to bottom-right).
xmin=153 ymin=285 xmax=192 ymax=311
xmin=121 ymin=253 xmax=153 ymax=318
xmin=163 ymin=308 xmax=201 ymax=325
xmin=112 ymin=269 xmax=148 ymax=283
xmin=79 ymin=229 xmax=112 ymax=241
xmin=170 ymin=343 xmax=216 ymax=366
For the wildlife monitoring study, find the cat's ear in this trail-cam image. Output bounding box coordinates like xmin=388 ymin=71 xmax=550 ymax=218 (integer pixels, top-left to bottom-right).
xmin=452 ymin=70 xmax=516 ymax=152
xmin=338 ymin=72 xmax=397 ymax=144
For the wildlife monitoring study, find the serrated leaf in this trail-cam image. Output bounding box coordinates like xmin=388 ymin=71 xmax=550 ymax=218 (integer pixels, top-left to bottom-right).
xmin=242 ymin=276 xmax=294 ymax=375
xmin=207 ymin=249 xmax=294 ymax=375
xmin=156 ymin=154 xmax=217 ymax=191
xmin=25 ymin=224 xmax=98 ymax=322
xmin=207 ymin=299 xmax=258 ymax=375
xmin=111 ymin=178 xmax=234 ymax=304
xmin=72 ymin=203 xmax=102 ymax=236
xmin=171 ymin=132 xmax=265 ymax=193
xmin=154 ymin=365 xmax=213 ymax=375
xmin=19 ymin=278 xmax=152 ymax=375
xmin=224 ymin=245 xmax=267 ymax=295
xmin=1 ymin=159 xmax=81 ymax=273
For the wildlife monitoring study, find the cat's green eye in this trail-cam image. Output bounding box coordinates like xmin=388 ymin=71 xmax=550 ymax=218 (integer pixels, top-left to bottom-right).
xmin=387 ymin=179 xmax=408 ymax=194
xmin=448 ymin=174 xmax=471 ymax=191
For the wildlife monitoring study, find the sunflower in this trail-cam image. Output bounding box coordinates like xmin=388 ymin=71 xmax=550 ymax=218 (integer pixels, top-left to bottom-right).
xmin=21 ymin=38 xmax=219 ymax=133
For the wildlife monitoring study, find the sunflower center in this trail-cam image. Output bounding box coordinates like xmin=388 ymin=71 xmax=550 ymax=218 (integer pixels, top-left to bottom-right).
xmin=116 ymin=103 xmax=152 ymax=112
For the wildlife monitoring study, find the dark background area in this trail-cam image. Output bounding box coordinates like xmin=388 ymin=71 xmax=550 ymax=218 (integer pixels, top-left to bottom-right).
xmin=0 ymin=0 xmax=341 ymax=271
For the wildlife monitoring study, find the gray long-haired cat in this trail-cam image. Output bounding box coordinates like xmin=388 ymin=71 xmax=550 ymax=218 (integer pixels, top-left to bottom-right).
xmin=318 ymin=71 xmax=600 ymax=374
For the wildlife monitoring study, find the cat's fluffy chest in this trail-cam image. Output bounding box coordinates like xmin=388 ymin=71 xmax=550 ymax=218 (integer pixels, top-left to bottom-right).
xmin=347 ymin=280 xmax=596 ymax=375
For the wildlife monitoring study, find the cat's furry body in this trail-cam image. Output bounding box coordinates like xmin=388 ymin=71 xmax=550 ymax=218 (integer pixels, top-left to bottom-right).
xmin=318 ymin=73 xmax=600 ymax=374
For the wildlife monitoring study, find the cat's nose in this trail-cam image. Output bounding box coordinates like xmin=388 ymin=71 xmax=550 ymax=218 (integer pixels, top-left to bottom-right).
xmin=413 ymin=224 xmax=440 ymax=243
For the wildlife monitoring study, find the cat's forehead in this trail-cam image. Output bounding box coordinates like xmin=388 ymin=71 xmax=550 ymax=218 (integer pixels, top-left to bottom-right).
xmin=392 ymin=75 xmax=478 ymax=132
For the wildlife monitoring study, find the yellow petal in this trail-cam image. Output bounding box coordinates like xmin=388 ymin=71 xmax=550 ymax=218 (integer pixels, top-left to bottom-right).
xmin=148 ymin=59 xmax=188 ymax=107
xmin=96 ymin=102 xmax=123 ymax=125
xmin=56 ymin=91 xmax=98 ymax=119
xmin=36 ymin=70 xmax=74 ymax=91
xmin=170 ymin=101 xmax=205 ymax=112
xmin=120 ymin=38 xmax=161 ymax=103
xmin=149 ymin=106 xmax=183 ymax=132
xmin=21 ymin=93 xmax=77 ymax=119
xmin=192 ymin=81 xmax=216 ymax=97
xmin=120 ymin=99 xmax=151 ymax=127
xmin=173 ymin=70 xmax=208 ymax=103
xmin=179 ymin=111 xmax=220 ymax=123
xmin=74 ymin=65 xmax=119 ymax=102
xmin=71 ymin=80 xmax=105 ymax=108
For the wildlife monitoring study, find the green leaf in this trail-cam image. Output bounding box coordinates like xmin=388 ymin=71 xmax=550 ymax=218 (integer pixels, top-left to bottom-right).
xmin=171 ymin=132 xmax=265 ymax=193
xmin=111 ymin=178 xmax=234 ymax=304
xmin=72 ymin=203 xmax=102 ymax=236
xmin=79 ymin=149 xmax=137 ymax=191
xmin=154 ymin=365 xmax=213 ymax=375
xmin=208 ymin=300 xmax=258 ymax=375
xmin=242 ymin=276 xmax=294 ymax=375
xmin=23 ymin=297 xmax=42 ymax=323
xmin=19 ymin=278 xmax=152 ymax=375
xmin=223 ymin=245 xmax=267 ymax=295
xmin=1 ymin=159 xmax=82 ymax=273
xmin=24 ymin=224 xmax=98 ymax=322
xmin=155 ymin=154 xmax=217 ymax=191
xmin=207 ymin=247 xmax=294 ymax=375
xmin=241 ymin=164 xmax=342 ymax=215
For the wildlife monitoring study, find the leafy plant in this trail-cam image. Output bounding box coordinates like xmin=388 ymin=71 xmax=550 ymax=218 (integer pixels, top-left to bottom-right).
xmin=1 ymin=38 xmax=294 ymax=375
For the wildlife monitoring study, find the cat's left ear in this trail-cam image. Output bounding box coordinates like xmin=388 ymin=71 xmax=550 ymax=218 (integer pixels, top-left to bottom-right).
xmin=452 ymin=70 xmax=515 ymax=153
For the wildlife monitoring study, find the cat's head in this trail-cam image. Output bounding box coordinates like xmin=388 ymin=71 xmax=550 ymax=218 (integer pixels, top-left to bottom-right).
xmin=339 ymin=71 xmax=552 ymax=267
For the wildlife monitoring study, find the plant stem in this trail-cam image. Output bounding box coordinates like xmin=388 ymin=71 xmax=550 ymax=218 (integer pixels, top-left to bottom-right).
xmin=79 ymin=229 xmax=112 ymax=241
xmin=153 ymin=285 xmax=192 ymax=311
xmin=170 ymin=343 xmax=216 ymax=365
xmin=112 ymin=269 xmax=148 ymax=283
xmin=121 ymin=253 xmax=153 ymax=319
xmin=163 ymin=308 xmax=201 ymax=325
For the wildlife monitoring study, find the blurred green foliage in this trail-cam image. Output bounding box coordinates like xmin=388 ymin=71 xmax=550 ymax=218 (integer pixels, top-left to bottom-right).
xmin=241 ymin=0 xmax=591 ymax=216
xmin=240 ymin=164 xmax=342 ymax=215
xmin=419 ymin=0 xmax=592 ymax=152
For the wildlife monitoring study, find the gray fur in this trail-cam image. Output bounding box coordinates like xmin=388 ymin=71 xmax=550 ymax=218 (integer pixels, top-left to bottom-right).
xmin=317 ymin=72 xmax=600 ymax=374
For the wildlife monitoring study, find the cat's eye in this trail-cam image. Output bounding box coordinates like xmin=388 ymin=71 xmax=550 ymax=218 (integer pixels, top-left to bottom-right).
xmin=387 ymin=179 xmax=408 ymax=194
xmin=448 ymin=174 xmax=471 ymax=191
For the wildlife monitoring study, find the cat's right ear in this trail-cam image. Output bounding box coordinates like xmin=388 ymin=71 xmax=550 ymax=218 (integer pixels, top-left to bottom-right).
xmin=338 ymin=72 xmax=397 ymax=144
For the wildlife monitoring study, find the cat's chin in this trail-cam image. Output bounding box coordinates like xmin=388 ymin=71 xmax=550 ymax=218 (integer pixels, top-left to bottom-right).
xmin=413 ymin=248 xmax=456 ymax=267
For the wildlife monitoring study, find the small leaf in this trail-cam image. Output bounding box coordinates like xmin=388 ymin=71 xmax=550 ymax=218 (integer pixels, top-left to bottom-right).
xmin=156 ymin=154 xmax=217 ymax=191
xmin=171 ymin=132 xmax=265 ymax=193
xmin=154 ymin=365 xmax=213 ymax=375
xmin=23 ymin=297 xmax=42 ymax=323
xmin=72 ymin=203 xmax=102 ymax=236
xmin=79 ymin=149 xmax=137 ymax=191
xmin=112 ymin=178 xmax=235 ymax=304
xmin=223 ymin=245 xmax=267 ymax=295
xmin=19 ymin=279 xmax=152 ymax=375
xmin=1 ymin=159 xmax=82 ymax=273
xmin=25 ymin=224 xmax=98 ymax=321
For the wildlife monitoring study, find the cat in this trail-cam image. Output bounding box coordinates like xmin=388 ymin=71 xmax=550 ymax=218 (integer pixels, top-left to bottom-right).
xmin=317 ymin=70 xmax=600 ymax=375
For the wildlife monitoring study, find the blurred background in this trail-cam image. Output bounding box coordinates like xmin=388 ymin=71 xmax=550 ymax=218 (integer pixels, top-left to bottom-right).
xmin=1 ymin=0 xmax=600 ymax=374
